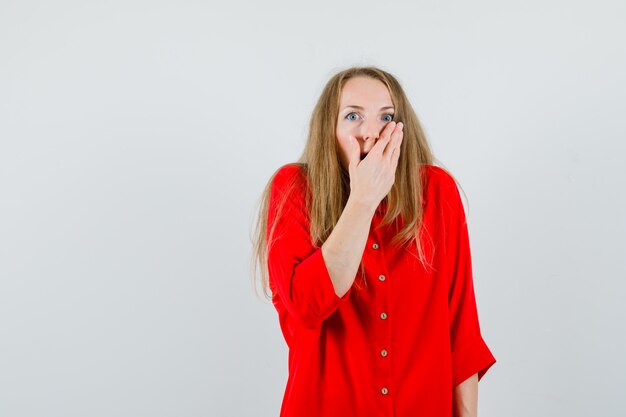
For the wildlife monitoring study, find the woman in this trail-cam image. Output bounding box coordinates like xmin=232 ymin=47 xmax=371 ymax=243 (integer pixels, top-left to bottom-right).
xmin=251 ymin=66 xmax=496 ymax=417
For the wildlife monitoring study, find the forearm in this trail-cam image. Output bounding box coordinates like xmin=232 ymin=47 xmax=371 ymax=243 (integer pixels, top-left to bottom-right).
xmin=321 ymin=196 xmax=377 ymax=297
xmin=453 ymin=372 xmax=478 ymax=417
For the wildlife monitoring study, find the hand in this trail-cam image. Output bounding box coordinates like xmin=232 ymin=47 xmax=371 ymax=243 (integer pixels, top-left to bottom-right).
xmin=346 ymin=121 xmax=404 ymax=210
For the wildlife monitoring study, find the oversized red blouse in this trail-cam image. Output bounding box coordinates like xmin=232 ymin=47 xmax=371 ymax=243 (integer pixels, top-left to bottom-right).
xmin=267 ymin=163 xmax=496 ymax=417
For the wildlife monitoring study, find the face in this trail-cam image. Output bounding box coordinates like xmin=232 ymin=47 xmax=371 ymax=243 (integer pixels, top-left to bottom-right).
xmin=336 ymin=76 xmax=395 ymax=170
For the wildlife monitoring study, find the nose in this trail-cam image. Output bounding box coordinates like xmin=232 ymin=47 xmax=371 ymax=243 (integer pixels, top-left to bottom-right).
xmin=360 ymin=119 xmax=382 ymax=152
xmin=361 ymin=117 xmax=380 ymax=141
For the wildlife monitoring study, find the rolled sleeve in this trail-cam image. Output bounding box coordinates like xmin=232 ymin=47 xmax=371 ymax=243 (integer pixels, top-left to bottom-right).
xmin=450 ymin=334 xmax=496 ymax=387
xmin=443 ymin=173 xmax=496 ymax=388
xmin=267 ymin=165 xmax=352 ymax=329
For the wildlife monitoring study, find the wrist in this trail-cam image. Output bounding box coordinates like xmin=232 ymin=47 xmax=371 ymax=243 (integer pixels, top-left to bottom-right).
xmin=346 ymin=194 xmax=378 ymax=216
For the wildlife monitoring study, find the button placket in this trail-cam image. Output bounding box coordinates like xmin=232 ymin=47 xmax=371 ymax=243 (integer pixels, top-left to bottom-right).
xmin=371 ymin=236 xmax=392 ymax=407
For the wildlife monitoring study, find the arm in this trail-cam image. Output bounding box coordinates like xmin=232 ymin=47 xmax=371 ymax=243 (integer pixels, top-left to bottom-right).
xmin=267 ymin=166 xmax=376 ymax=328
xmin=442 ymin=173 xmax=496 ymax=392
xmin=453 ymin=372 xmax=478 ymax=417
xmin=321 ymin=196 xmax=377 ymax=297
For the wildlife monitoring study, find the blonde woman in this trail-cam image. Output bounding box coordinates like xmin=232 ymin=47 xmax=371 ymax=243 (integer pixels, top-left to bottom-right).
xmin=251 ymin=66 xmax=496 ymax=417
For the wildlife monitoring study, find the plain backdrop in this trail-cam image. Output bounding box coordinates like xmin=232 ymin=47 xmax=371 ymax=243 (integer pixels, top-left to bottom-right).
xmin=1 ymin=1 xmax=625 ymax=416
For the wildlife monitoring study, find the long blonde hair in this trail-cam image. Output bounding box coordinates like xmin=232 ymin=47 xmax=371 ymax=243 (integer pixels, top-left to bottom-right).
xmin=250 ymin=65 xmax=450 ymax=301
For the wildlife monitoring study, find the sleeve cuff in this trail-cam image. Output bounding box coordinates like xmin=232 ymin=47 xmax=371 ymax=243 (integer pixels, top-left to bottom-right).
xmin=292 ymin=247 xmax=352 ymax=326
xmin=451 ymin=334 xmax=497 ymax=387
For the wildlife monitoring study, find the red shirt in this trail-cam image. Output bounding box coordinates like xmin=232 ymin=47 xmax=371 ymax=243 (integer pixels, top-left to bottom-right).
xmin=267 ymin=163 xmax=496 ymax=417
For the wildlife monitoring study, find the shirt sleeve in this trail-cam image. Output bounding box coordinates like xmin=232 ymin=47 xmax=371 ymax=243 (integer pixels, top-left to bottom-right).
xmin=444 ymin=175 xmax=497 ymax=388
xmin=266 ymin=165 xmax=352 ymax=329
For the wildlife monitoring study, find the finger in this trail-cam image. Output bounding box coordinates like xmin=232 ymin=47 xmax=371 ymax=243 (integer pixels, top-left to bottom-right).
xmin=372 ymin=121 xmax=397 ymax=155
xmin=386 ymin=128 xmax=403 ymax=169
xmin=383 ymin=122 xmax=403 ymax=161
xmin=383 ymin=122 xmax=403 ymax=156
xmin=391 ymin=135 xmax=403 ymax=171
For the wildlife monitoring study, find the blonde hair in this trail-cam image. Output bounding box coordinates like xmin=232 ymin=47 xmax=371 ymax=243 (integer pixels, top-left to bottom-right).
xmin=250 ymin=65 xmax=454 ymax=301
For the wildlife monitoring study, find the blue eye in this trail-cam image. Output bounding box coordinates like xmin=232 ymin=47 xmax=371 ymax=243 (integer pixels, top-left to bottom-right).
xmin=344 ymin=112 xmax=395 ymax=122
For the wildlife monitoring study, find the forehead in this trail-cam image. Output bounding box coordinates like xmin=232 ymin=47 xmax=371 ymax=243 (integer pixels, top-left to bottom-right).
xmin=339 ymin=76 xmax=393 ymax=108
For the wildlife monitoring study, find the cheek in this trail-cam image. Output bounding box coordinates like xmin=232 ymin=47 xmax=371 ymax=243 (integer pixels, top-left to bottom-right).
xmin=336 ymin=124 xmax=353 ymax=142
xmin=335 ymin=136 xmax=352 ymax=158
xmin=335 ymin=126 xmax=346 ymax=144
xmin=336 ymin=123 xmax=355 ymax=154
xmin=336 ymin=137 xmax=349 ymax=152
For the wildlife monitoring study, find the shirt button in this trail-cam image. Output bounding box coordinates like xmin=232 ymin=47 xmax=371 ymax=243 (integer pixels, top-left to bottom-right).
xmin=381 ymin=387 xmax=389 ymax=395
xmin=380 ymin=312 xmax=387 ymax=320
xmin=380 ymin=349 xmax=388 ymax=357
xmin=378 ymin=274 xmax=386 ymax=282
xmin=372 ymin=243 xmax=379 ymax=249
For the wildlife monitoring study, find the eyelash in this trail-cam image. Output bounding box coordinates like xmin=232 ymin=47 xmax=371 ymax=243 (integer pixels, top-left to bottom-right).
xmin=345 ymin=112 xmax=394 ymax=122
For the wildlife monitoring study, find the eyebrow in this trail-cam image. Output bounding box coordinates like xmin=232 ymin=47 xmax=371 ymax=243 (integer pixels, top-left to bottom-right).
xmin=343 ymin=105 xmax=395 ymax=111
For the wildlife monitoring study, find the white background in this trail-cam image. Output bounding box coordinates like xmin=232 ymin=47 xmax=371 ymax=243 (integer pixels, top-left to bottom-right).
xmin=1 ymin=1 xmax=625 ymax=416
